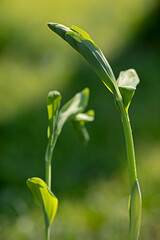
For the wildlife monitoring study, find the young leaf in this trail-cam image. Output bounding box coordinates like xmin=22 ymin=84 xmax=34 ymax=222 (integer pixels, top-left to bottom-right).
xmin=73 ymin=109 xmax=95 ymax=122
xmin=26 ymin=177 xmax=58 ymax=228
xmin=71 ymin=110 xmax=95 ymax=144
xmin=47 ymin=91 xmax=61 ymax=146
xmin=48 ymin=23 xmax=121 ymax=98
xmin=129 ymin=179 xmax=142 ymax=240
xmin=71 ymin=121 xmax=89 ymax=145
xmin=117 ymin=69 xmax=140 ymax=111
xmin=55 ymin=88 xmax=90 ymax=135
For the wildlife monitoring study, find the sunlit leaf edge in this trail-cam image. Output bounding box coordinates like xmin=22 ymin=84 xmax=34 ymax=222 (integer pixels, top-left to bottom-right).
xmin=26 ymin=177 xmax=58 ymax=226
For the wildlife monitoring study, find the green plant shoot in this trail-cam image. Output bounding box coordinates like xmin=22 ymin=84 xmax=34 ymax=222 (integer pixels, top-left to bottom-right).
xmin=48 ymin=23 xmax=142 ymax=240
xmin=27 ymin=88 xmax=94 ymax=240
xmin=26 ymin=177 xmax=58 ymax=229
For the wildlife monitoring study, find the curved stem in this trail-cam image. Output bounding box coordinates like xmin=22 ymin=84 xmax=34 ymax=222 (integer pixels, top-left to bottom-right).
xmin=117 ymin=99 xmax=142 ymax=240
xmin=117 ymin=99 xmax=137 ymax=191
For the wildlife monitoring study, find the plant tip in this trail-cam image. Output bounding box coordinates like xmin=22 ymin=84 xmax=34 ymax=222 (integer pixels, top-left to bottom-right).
xmin=84 ymin=87 xmax=89 ymax=94
xmin=47 ymin=22 xmax=56 ymax=30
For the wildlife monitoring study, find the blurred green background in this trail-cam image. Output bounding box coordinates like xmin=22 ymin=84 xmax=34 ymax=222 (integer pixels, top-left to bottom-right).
xmin=0 ymin=0 xmax=160 ymax=239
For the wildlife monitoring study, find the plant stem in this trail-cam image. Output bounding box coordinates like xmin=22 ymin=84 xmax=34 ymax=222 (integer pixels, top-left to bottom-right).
xmin=45 ymin=134 xmax=58 ymax=240
xmin=117 ymin=99 xmax=137 ymax=191
xmin=45 ymin=226 xmax=50 ymax=240
xmin=45 ymin=145 xmax=53 ymax=189
xmin=117 ymin=99 xmax=142 ymax=240
xmin=45 ymin=135 xmax=58 ymax=189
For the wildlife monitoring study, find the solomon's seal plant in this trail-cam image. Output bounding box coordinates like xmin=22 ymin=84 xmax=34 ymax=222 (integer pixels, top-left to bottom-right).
xmin=48 ymin=23 xmax=142 ymax=240
xmin=27 ymin=88 xmax=94 ymax=240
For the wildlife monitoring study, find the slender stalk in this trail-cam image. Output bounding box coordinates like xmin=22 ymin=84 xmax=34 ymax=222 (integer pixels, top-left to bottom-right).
xmin=45 ymin=135 xmax=58 ymax=189
xmin=45 ymin=226 xmax=50 ymax=240
xmin=117 ymin=99 xmax=137 ymax=191
xmin=45 ymin=134 xmax=58 ymax=240
xmin=117 ymin=99 xmax=142 ymax=240
xmin=45 ymin=145 xmax=53 ymax=189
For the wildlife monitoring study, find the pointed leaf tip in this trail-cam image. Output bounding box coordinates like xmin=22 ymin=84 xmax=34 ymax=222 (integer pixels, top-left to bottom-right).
xmin=83 ymin=87 xmax=89 ymax=95
xmin=48 ymin=23 xmax=71 ymax=39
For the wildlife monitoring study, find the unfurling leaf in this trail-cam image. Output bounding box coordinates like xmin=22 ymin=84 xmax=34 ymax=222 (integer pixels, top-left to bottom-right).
xmin=56 ymin=88 xmax=90 ymax=135
xmin=117 ymin=69 xmax=140 ymax=111
xmin=129 ymin=179 xmax=142 ymax=240
xmin=26 ymin=177 xmax=58 ymax=228
xmin=73 ymin=110 xmax=95 ymax=122
xmin=71 ymin=121 xmax=89 ymax=144
xmin=71 ymin=110 xmax=95 ymax=144
xmin=48 ymin=23 xmax=121 ymax=98
xmin=47 ymin=91 xmax=61 ymax=146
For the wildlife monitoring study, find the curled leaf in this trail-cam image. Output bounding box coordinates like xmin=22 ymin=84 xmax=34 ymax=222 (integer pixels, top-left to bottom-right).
xmin=26 ymin=177 xmax=58 ymax=228
xmin=117 ymin=69 xmax=140 ymax=111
